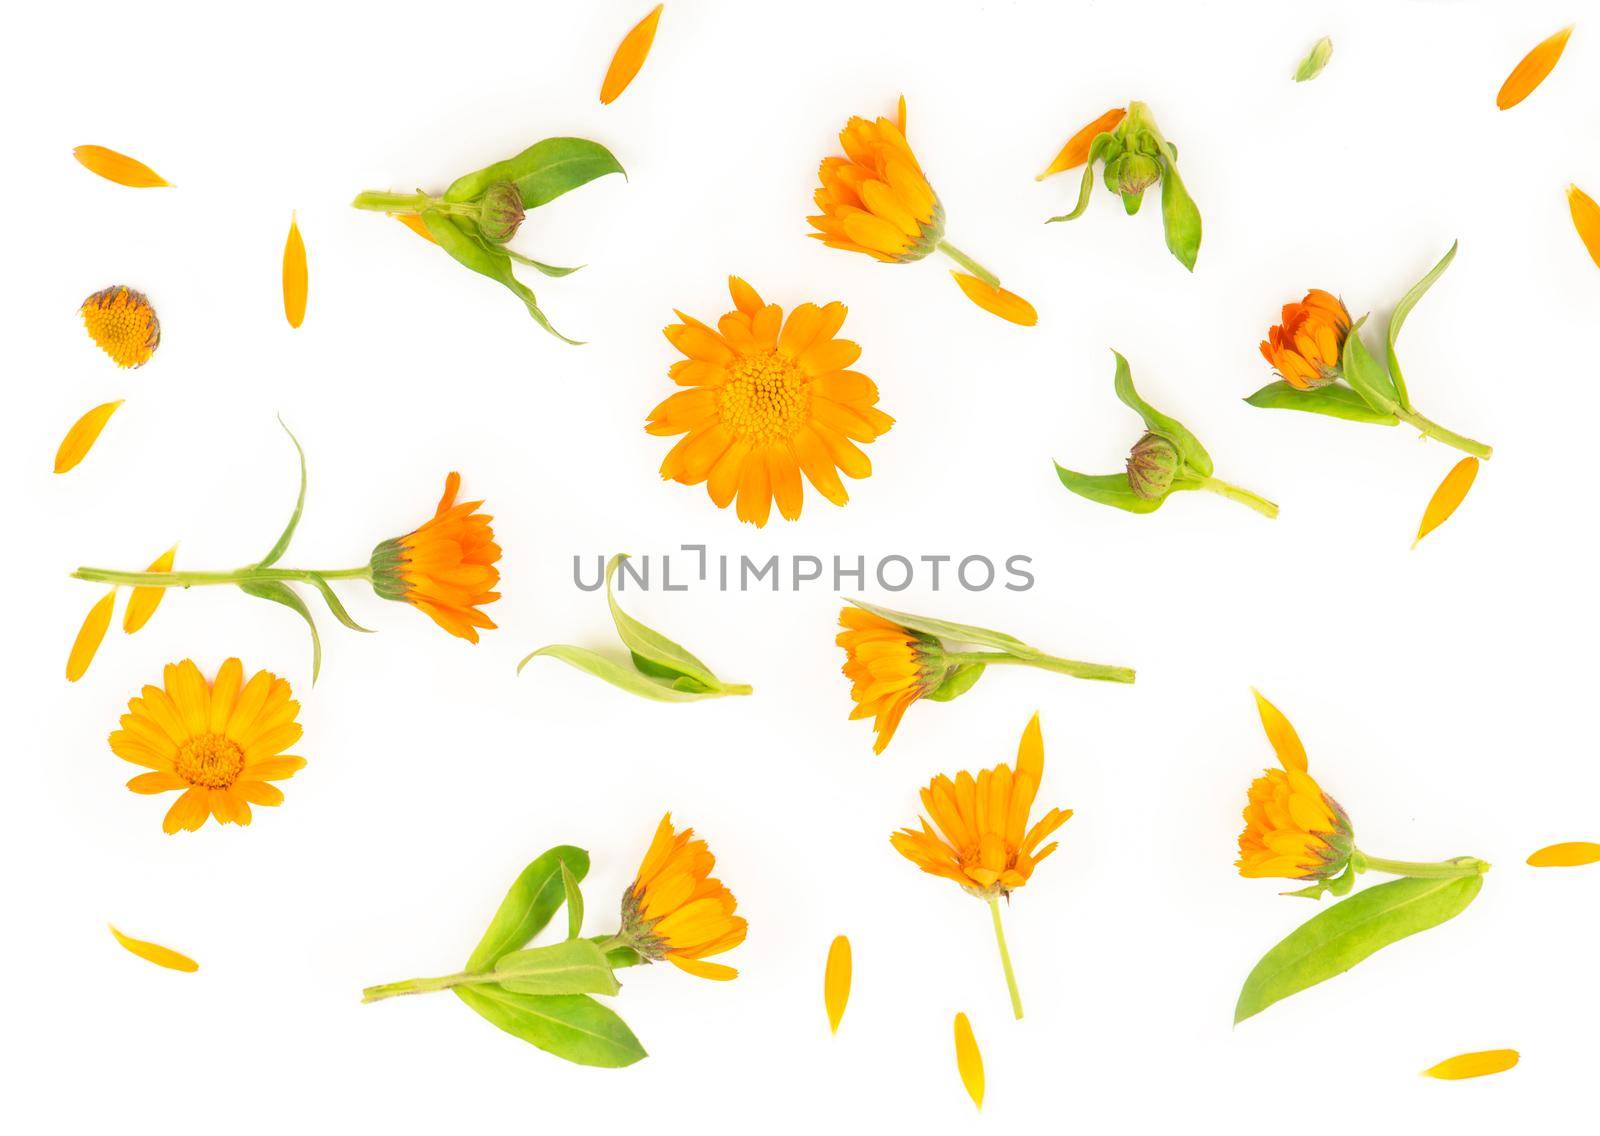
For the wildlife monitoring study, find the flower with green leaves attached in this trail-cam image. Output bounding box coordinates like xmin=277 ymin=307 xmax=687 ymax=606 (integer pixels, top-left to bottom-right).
xmin=352 ymin=138 xmax=625 ymax=341
xmin=1043 ymin=101 xmax=1202 ymax=270
xmin=519 ymin=553 xmax=751 ymax=701
xmin=1055 ymin=351 xmax=1277 ymax=518
xmin=1248 ymin=242 xmax=1492 ymax=459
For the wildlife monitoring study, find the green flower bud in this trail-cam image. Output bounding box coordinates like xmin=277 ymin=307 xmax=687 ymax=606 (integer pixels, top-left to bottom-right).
xmin=1104 ymin=150 xmax=1163 ymax=197
xmin=476 ymin=182 xmax=525 ymax=244
xmin=1126 ymin=432 xmax=1180 ymax=499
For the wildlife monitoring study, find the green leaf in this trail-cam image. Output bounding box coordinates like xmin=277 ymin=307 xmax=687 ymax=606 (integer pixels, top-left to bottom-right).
xmin=1054 ymin=465 xmax=1166 ymax=513
xmin=304 ymin=572 xmax=374 ymax=632
xmin=420 ymin=211 xmax=581 ymax=344
xmin=1111 ymin=351 xmax=1213 ymax=476
xmin=1047 ymin=132 xmax=1119 ymax=223
xmin=1121 ymin=189 xmax=1144 ymax=215
xmin=1244 ymin=380 xmax=1401 ymax=425
xmin=465 ymin=846 xmax=590 ymax=972
xmin=1234 ymin=870 xmax=1483 ymax=1024
xmin=443 ymin=138 xmax=625 ymax=209
xmin=454 ymin=987 xmax=645 ymax=1068
xmin=1158 ymin=156 xmax=1202 ymax=271
xmin=604 ymin=554 xmax=722 ymax=689
xmin=560 ymin=861 xmax=584 ymax=942
xmin=1339 ymin=316 xmax=1399 ymax=413
xmin=493 ymin=939 xmax=619 ymax=997
xmin=239 ymin=579 xmax=321 ymax=682
xmin=1386 ymin=240 xmax=1457 ymax=413
xmin=925 ymin=662 xmax=985 ymax=702
xmin=1293 ymin=36 xmax=1334 ymax=82
xmin=844 ymin=599 xmax=1031 ymax=654
xmin=503 ymin=249 xmax=583 ymax=277
xmin=255 ymin=419 xmax=306 ymax=569
xmin=517 ymin=645 xmax=734 ymax=702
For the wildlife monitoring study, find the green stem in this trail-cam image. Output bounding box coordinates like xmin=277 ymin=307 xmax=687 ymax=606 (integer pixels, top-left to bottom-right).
xmin=987 ymin=897 xmax=1023 ymax=1020
xmin=1354 ymin=851 xmax=1491 ymax=879
xmin=936 ymin=241 xmax=1001 ymax=289
xmin=716 ymin=683 xmax=754 ymax=697
xmin=73 ymin=566 xmax=370 ymax=588
xmin=351 ymin=191 xmax=435 ymax=214
xmin=1394 ymin=408 xmax=1493 ymax=460
xmin=1190 ymin=477 xmax=1279 ymax=518
xmin=945 ymin=651 xmax=1136 ymax=685
xmin=361 ymin=969 xmax=499 ymax=1003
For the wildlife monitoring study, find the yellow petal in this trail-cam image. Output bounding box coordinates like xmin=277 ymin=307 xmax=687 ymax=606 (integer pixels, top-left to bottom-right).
xmin=1527 ymin=841 xmax=1600 ymax=867
xmin=953 ymin=1012 xmax=984 ymax=1110
xmin=1423 ymin=1049 xmax=1519 ymax=1080
xmin=1038 ymin=107 xmax=1126 ymax=179
xmin=73 ymin=145 xmax=169 ymax=187
xmin=824 ymin=935 xmax=851 ymax=1033
xmin=67 ymin=590 xmax=116 ymax=682
xmin=1497 ymin=26 xmax=1573 ymax=109
xmin=950 ymin=272 xmax=1037 ymax=326
xmin=1413 ymin=457 xmax=1479 ymax=548
xmin=1568 ymin=184 xmax=1600 ymax=268
xmin=282 ymin=213 xmax=308 ymax=329
xmin=109 ymin=924 xmax=198 ymax=972
xmin=124 ymin=545 xmax=178 ymax=633
xmin=54 ymin=400 xmax=124 ymax=474
xmin=600 ymin=4 xmax=663 ymax=105
xmin=395 ymin=212 xmax=437 ymax=243
xmin=1252 ymin=689 xmax=1307 ymax=773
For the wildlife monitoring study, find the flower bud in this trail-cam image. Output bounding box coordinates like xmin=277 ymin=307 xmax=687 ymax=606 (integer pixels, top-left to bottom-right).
xmin=476 ymin=182 xmax=525 ymax=244
xmin=1126 ymin=432 xmax=1180 ymax=498
xmin=1104 ymin=148 xmax=1163 ymax=197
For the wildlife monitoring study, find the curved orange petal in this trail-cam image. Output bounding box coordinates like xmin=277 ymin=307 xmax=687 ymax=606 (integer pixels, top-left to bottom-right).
xmin=74 ymin=145 xmax=168 ymax=187
xmin=1527 ymin=841 xmax=1600 ymax=867
xmin=1497 ymin=26 xmax=1573 ymax=109
xmin=54 ymin=400 xmax=124 ymax=474
xmin=109 ymin=925 xmax=198 ymax=971
xmin=1037 ymin=107 xmax=1125 ymax=179
xmin=1569 ymin=184 xmax=1600 ymax=268
xmin=124 ymin=545 xmax=178 ymax=633
xmin=282 ymin=213 xmax=308 ymax=329
xmin=1413 ymin=457 xmax=1479 ymax=548
xmin=600 ymin=4 xmax=664 ymax=105
xmin=67 ymin=590 xmax=116 ymax=682
xmin=950 ymin=273 xmax=1037 ymax=326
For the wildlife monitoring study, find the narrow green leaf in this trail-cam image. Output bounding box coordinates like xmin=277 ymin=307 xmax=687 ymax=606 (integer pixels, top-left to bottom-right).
xmin=844 ymin=599 xmax=1032 ymax=654
xmin=1046 ymin=133 xmax=1118 ymax=223
xmin=239 ymin=579 xmax=321 ymax=682
xmin=1244 ymin=380 xmax=1400 ymax=424
xmin=465 ymin=846 xmax=591 ymax=972
xmin=518 ymin=645 xmax=732 ymax=702
xmin=1158 ymin=157 xmax=1202 ymax=271
xmin=493 ymin=939 xmax=619 ymax=997
xmin=443 ymin=138 xmax=626 ymax=208
xmin=925 ymin=662 xmax=985 ymax=702
xmin=1234 ymin=870 xmax=1483 ymax=1024
xmin=560 ymin=861 xmax=584 ymax=941
xmin=420 ymin=211 xmax=581 ymax=344
xmin=1386 ymin=240 xmax=1457 ymax=413
xmin=1054 ymin=465 xmax=1166 ymax=513
xmin=1339 ymin=317 xmax=1399 ymax=413
xmin=304 ymin=572 xmax=374 ymax=632
xmin=1111 ymin=351 xmax=1213 ymax=476
xmin=454 ymin=987 xmax=645 ymax=1068
xmin=1293 ymin=36 xmax=1334 ymax=82
xmin=256 ymin=420 xmax=306 ymax=568
xmin=503 ymin=249 xmax=583 ymax=277
xmin=605 ymin=553 xmax=721 ymax=689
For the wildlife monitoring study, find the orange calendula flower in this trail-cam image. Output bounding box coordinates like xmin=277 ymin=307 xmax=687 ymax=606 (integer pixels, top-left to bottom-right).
xmin=73 ymin=145 xmax=169 ymax=188
xmin=370 ymin=473 xmax=500 ymax=643
xmin=600 ymin=4 xmax=663 ymax=105
xmin=1236 ymin=691 xmax=1354 ymax=881
xmin=54 ymin=399 xmax=124 ymax=473
xmin=1037 ymin=107 xmax=1126 ymax=180
xmin=648 ymin=276 xmax=893 ymax=527
xmin=837 ymin=606 xmax=945 ymax=754
xmin=1567 ymin=184 xmax=1600 ymax=268
xmin=618 ymin=813 xmax=747 ymax=980
xmin=1259 ymin=289 xmax=1351 ymax=390
xmin=81 ymin=285 xmax=160 ymax=368
xmin=109 ymin=658 xmax=306 ymax=834
xmin=283 ymin=213 xmax=308 ymax=329
xmin=67 ymin=590 xmax=117 ymax=682
xmin=1497 ymin=26 xmax=1573 ymax=110
xmin=109 ymin=925 xmax=198 ymax=972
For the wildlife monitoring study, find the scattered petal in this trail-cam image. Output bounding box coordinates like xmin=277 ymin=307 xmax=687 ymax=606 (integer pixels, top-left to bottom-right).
xmin=73 ymin=145 xmax=169 ymax=187
xmin=1423 ymin=1049 xmax=1519 ymax=1080
xmin=1497 ymin=26 xmax=1573 ymax=109
xmin=600 ymin=4 xmax=664 ymax=105
xmin=1413 ymin=457 xmax=1479 ymax=548
xmin=283 ymin=213 xmax=308 ymax=329
xmin=109 ymin=925 xmax=199 ymax=972
xmin=1251 ymin=689 xmax=1306 ymax=772
xmin=1568 ymin=184 xmax=1600 ymax=268
xmin=81 ymin=285 xmax=160 ymax=368
xmin=67 ymin=590 xmax=116 ymax=682
xmin=824 ymin=935 xmax=851 ymax=1033
xmin=953 ymin=1012 xmax=984 ymax=1110
xmin=1527 ymin=841 xmax=1600 ymax=867
xmin=950 ymin=272 xmax=1038 ymax=326
xmin=1293 ymin=36 xmax=1334 ymax=82
xmin=1038 ymin=108 xmax=1125 ymax=179
xmin=54 ymin=400 xmax=124 ymax=473
xmin=124 ymin=545 xmax=178 ymax=633
xmin=395 ymin=212 xmax=437 ymax=243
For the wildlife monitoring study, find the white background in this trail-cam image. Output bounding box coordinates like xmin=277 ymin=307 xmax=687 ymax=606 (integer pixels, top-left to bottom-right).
xmin=4 ymin=0 xmax=1597 ymax=1130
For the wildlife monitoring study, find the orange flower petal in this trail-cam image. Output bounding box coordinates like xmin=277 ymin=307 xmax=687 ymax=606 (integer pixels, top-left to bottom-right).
xmin=54 ymin=399 xmax=124 ymax=474
xmin=824 ymin=935 xmax=851 ymax=1033
xmin=953 ymin=1012 xmax=984 ymax=1109
xmin=1423 ymin=1049 xmax=1519 ymax=1080
xmin=1037 ymin=107 xmax=1125 ymax=179
xmin=1413 ymin=457 xmax=1479 ymax=548
xmin=1497 ymin=26 xmax=1573 ymax=109
xmin=282 ymin=213 xmax=308 ymax=329
xmin=395 ymin=212 xmax=437 ymax=243
xmin=1251 ymin=689 xmax=1307 ymax=773
xmin=1568 ymin=184 xmax=1600 ymax=268
xmin=1527 ymin=841 xmax=1600 ymax=867
xmin=124 ymin=545 xmax=178 ymax=633
xmin=73 ymin=145 xmax=169 ymax=187
xmin=109 ymin=924 xmax=198 ymax=972
xmin=950 ymin=272 xmax=1037 ymax=326
xmin=67 ymin=591 xmax=117 ymax=682
xmin=600 ymin=4 xmax=663 ymax=105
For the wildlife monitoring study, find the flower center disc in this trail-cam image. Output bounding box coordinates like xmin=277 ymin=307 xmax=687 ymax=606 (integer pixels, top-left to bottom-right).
xmin=174 ymin=733 xmax=246 ymax=789
xmin=718 ymin=351 xmax=810 ymax=444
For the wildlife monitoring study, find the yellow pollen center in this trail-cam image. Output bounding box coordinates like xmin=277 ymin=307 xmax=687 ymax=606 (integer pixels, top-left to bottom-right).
xmin=174 ymin=733 xmax=246 ymax=789
xmin=81 ymin=286 xmax=160 ymax=368
xmin=717 ymin=350 xmax=810 ymax=444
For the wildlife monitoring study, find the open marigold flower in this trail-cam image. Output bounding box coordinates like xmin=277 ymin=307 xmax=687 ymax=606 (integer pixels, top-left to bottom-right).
xmin=648 ymin=276 xmax=893 ymax=526
xmin=370 ymin=472 xmax=500 ymax=642
xmin=618 ymin=813 xmax=747 ymax=980
xmin=838 ymin=606 xmax=944 ymax=753
xmin=110 ymin=658 xmax=306 ymax=834
xmin=81 ymin=285 xmax=160 ymax=368
xmin=1259 ymin=289 xmax=1350 ymax=390
xmin=1236 ymin=691 xmax=1353 ymax=881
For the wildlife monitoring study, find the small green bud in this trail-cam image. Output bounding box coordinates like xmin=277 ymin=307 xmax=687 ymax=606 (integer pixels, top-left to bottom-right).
xmin=1126 ymin=432 xmax=1180 ymax=499
xmin=477 ymin=182 xmax=525 ymax=244
xmin=1104 ymin=150 xmax=1163 ymax=197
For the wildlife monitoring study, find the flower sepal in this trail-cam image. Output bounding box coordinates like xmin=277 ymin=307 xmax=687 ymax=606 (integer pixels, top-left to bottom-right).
xmin=923 ymin=659 xmax=986 ymax=702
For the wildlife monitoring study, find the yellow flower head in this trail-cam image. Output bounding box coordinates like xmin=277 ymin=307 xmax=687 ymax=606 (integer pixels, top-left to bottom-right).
xmin=809 ymin=97 xmax=943 ymax=263
xmin=370 ymin=473 xmax=501 ymax=643
xmin=81 ymin=285 xmax=160 ymax=368
xmin=648 ymin=277 xmax=893 ymax=527
xmin=891 ymin=713 xmax=1071 ymax=898
xmin=1236 ymin=691 xmax=1354 ymax=880
xmin=836 ymin=606 xmax=949 ymax=754
xmin=620 ymin=813 xmax=747 ymax=981
xmin=110 ymin=658 xmax=306 ymax=833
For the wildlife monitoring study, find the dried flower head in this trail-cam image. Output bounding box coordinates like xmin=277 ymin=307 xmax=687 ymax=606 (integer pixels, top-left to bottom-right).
xmin=81 ymin=285 xmax=160 ymax=368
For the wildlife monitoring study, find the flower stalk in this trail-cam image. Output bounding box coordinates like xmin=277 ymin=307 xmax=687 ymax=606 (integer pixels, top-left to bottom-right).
xmin=936 ymin=241 xmax=1000 ymax=289
xmin=943 ymin=651 xmax=1134 ymax=684
xmin=1353 ymin=852 xmax=1490 ymax=880
xmin=74 ymin=566 xmax=370 ymax=588
xmin=987 ymin=897 xmax=1024 ymax=1020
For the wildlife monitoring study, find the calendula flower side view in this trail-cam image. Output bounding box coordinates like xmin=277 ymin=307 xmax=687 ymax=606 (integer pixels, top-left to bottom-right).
xmin=613 ymin=813 xmax=747 ymax=980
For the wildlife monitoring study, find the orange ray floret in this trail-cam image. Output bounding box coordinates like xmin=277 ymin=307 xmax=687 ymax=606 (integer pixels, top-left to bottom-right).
xmin=953 ymin=1013 xmax=984 ymax=1109
xmin=81 ymin=286 xmax=160 ymax=368
xmin=1413 ymin=457 xmax=1479 ymax=548
xmin=370 ymin=473 xmax=501 ymax=642
xmin=1037 ymin=107 xmax=1126 ymax=180
xmin=73 ymin=145 xmax=169 ymax=187
xmin=124 ymin=545 xmax=178 ymax=633
xmin=1423 ymin=1049 xmax=1519 ymax=1080
xmin=601 ymin=4 xmax=664 ymax=105
xmin=283 ymin=213 xmax=308 ymax=328
xmin=1527 ymin=841 xmax=1600 ymax=867
xmin=109 ymin=925 xmax=198 ymax=972
xmin=950 ymin=272 xmax=1038 ymax=326
xmin=823 ymin=935 xmax=851 ymax=1033
xmin=1568 ymin=184 xmax=1600 ymax=268
xmin=620 ymin=813 xmax=747 ymax=980
xmin=1259 ymin=289 xmax=1350 ymax=390
xmin=1497 ymin=26 xmax=1573 ymax=110
xmin=54 ymin=399 xmax=124 ymax=473
xmin=67 ymin=590 xmax=117 ymax=682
